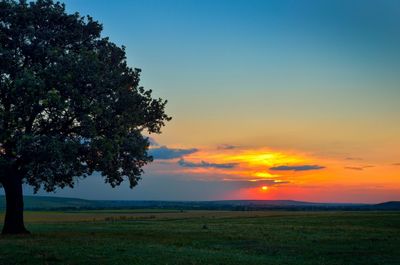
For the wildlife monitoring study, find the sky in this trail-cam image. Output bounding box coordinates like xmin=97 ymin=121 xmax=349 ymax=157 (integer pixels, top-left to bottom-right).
xmin=25 ymin=0 xmax=400 ymax=203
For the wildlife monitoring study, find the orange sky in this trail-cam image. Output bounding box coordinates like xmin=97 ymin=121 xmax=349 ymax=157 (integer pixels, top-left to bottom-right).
xmin=147 ymin=144 xmax=400 ymax=203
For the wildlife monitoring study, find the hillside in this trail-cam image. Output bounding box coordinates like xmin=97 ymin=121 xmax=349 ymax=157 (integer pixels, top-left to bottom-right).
xmin=0 ymin=196 xmax=101 ymax=210
xmin=374 ymin=201 xmax=400 ymax=210
xmin=1 ymin=196 xmax=399 ymax=211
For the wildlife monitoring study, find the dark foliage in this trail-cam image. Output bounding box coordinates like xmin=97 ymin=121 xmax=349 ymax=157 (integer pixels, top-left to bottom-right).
xmin=0 ymin=0 xmax=170 ymax=234
xmin=0 ymin=0 xmax=170 ymax=192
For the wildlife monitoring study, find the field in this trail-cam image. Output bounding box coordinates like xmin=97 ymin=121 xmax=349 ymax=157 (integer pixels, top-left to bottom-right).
xmin=0 ymin=210 xmax=399 ymax=265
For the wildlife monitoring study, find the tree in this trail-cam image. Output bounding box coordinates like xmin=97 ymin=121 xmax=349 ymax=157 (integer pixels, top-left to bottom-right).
xmin=0 ymin=0 xmax=170 ymax=234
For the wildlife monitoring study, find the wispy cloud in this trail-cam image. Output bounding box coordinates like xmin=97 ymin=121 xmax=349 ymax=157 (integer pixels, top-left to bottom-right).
xmin=149 ymin=146 xmax=198 ymax=160
xmin=220 ymin=179 xmax=289 ymax=188
xmin=393 ymin=163 xmax=400 ymax=166
xmin=217 ymin=144 xmax=238 ymax=150
xmin=345 ymin=157 xmax=363 ymax=161
xmin=178 ymin=159 xmax=238 ymax=169
xmin=344 ymin=166 xmax=364 ymax=171
xmin=344 ymin=165 xmax=375 ymax=171
xmin=269 ymin=165 xmax=325 ymax=171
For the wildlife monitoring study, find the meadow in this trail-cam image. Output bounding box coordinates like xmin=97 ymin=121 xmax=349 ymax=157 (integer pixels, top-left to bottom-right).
xmin=0 ymin=210 xmax=399 ymax=265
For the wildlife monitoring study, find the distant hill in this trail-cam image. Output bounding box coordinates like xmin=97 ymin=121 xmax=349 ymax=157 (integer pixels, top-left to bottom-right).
xmin=373 ymin=201 xmax=400 ymax=210
xmin=0 ymin=196 xmax=100 ymax=210
xmin=0 ymin=196 xmax=399 ymax=211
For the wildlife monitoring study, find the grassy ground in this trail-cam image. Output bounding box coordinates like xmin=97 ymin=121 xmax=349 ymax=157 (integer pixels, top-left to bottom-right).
xmin=0 ymin=211 xmax=399 ymax=265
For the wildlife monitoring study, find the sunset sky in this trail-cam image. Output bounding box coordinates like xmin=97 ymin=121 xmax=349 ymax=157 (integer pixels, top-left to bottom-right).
xmin=28 ymin=0 xmax=400 ymax=203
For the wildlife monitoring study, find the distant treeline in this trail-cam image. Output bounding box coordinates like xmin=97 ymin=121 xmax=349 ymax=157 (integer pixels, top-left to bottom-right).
xmin=1 ymin=196 xmax=399 ymax=211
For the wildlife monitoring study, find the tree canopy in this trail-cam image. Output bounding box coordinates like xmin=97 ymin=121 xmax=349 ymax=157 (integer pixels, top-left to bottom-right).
xmin=0 ymin=0 xmax=170 ymax=193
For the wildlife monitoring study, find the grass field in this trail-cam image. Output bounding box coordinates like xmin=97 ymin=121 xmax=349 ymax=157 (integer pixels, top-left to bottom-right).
xmin=0 ymin=210 xmax=399 ymax=265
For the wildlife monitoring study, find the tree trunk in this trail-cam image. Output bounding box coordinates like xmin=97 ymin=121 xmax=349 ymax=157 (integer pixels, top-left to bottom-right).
xmin=1 ymin=175 xmax=30 ymax=235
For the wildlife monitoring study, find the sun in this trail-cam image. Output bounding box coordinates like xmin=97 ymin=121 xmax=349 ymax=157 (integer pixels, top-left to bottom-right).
xmin=261 ymin=186 xmax=268 ymax=191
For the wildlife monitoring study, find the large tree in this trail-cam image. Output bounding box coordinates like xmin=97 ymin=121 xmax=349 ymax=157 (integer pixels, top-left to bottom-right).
xmin=0 ymin=0 xmax=170 ymax=234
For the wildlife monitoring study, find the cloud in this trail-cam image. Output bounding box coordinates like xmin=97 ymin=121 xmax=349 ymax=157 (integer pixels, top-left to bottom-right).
xmin=344 ymin=165 xmax=375 ymax=171
xmin=345 ymin=157 xmax=363 ymax=161
xmin=217 ymin=144 xmax=238 ymax=150
xmin=269 ymin=165 xmax=325 ymax=171
xmin=344 ymin=166 xmax=364 ymax=171
xmin=149 ymin=146 xmax=198 ymax=160
xmin=222 ymin=179 xmax=289 ymax=188
xmin=393 ymin=163 xmax=400 ymax=166
xmin=178 ymin=159 xmax=238 ymax=169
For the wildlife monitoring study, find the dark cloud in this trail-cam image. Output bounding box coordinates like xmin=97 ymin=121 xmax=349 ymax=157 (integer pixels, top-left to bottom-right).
xmin=149 ymin=146 xmax=198 ymax=160
xmin=217 ymin=144 xmax=238 ymax=150
xmin=178 ymin=159 xmax=238 ymax=169
xmin=269 ymin=165 xmax=325 ymax=171
xmin=393 ymin=163 xmax=400 ymax=166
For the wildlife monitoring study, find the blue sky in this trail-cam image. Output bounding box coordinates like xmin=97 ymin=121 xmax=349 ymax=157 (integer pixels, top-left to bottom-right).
xmin=13 ymin=0 xmax=400 ymax=202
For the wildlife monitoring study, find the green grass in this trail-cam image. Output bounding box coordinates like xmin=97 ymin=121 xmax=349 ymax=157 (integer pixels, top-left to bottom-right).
xmin=0 ymin=211 xmax=399 ymax=265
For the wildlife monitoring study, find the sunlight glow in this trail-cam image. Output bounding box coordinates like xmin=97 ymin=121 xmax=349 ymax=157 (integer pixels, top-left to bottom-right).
xmin=149 ymin=144 xmax=400 ymax=202
xmin=177 ymin=147 xmax=311 ymax=183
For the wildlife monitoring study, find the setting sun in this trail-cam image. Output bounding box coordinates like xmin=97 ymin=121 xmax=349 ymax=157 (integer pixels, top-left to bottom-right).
xmin=261 ymin=186 xmax=268 ymax=191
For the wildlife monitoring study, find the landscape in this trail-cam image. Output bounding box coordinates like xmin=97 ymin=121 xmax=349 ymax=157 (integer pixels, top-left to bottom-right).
xmin=0 ymin=196 xmax=399 ymax=265
xmin=1 ymin=0 xmax=399 ymax=264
